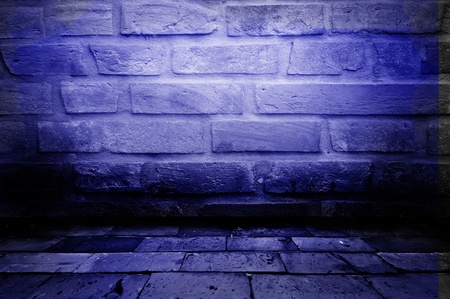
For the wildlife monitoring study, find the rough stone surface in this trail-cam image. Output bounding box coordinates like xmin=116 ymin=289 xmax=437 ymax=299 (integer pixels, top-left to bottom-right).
xmin=373 ymin=42 xmax=422 ymax=77
xmin=329 ymin=119 xmax=416 ymax=152
xmin=0 ymin=275 xmax=50 ymax=298
xmin=61 ymin=82 xmax=118 ymax=113
xmin=332 ymin=3 xmax=439 ymax=33
xmin=45 ymin=5 xmax=113 ymax=36
xmin=0 ymin=122 xmax=26 ymax=153
xmin=335 ymin=253 xmax=397 ymax=273
xmin=292 ymin=237 xmax=375 ymax=252
xmin=38 ymin=121 xmax=104 ymax=153
xmin=442 ymin=4 xmax=450 ymax=34
xmin=264 ymin=162 xmax=372 ymax=194
xmin=181 ymin=252 xmax=285 ymax=272
xmin=172 ymin=45 xmax=278 ymax=74
xmin=108 ymin=225 xmax=179 ymax=236
xmin=255 ymin=84 xmax=439 ymax=115
xmin=74 ymin=163 xmax=143 ymax=192
xmin=140 ymin=273 xmax=251 ymax=299
xmin=0 ymin=253 xmax=91 ymax=273
xmin=440 ymin=42 xmax=450 ymax=73
xmin=121 ymin=3 xmax=217 ymax=35
xmin=288 ymin=42 xmax=365 ymax=75
xmin=280 ymin=252 xmax=354 ymax=274
xmin=0 ymin=83 xmax=52 ymax=115
xmin=131 ymin=83 xmax=243 ymax=114
xmin=135 ymin=237 xmax=225 ymax=252
xmin=252 ymin=275 xmax=382 ymax=298
xmin=104 ymin=121 xmax=206 ymax=154
xmin=0 ymin=7 xmax=43 ymax=38
xmin=366 ymin=274 xmax=440 ymax=299
xmin=213 ymin=121 xmax=320 ymax=152
xmin=90 ymin=44 xmax=163 ymax=75
xmin=0 ymin=237 xmax=63 ymax=252
xmin=1 ymin=44 xmax=87 ymax=75
xmin=227 ymin=237 xmax=298 ymax=251
xmin=141 ymin=162 xmax=254 ymax=194
xmin=48 ymin=237 xmax=143 ymax=253
xmin=226 ymin=5 xmax=324 ymax=36
xmin=378 ymin=253 xmax=439 ymax=272
xmin=75 ymin=253 xmax=184 ymax=272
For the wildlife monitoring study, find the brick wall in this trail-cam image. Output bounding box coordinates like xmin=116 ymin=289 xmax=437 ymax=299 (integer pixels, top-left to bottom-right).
xmin=0 ymin=0 xmax=448 ymax=219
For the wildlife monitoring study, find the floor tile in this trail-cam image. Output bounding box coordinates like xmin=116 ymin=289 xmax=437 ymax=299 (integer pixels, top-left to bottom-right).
xmin=227 ymin=237 xmax=298 ymax=251
xmin=46 ymin=236 xmax=144 ymax=253
xmin=177 ymin=225 xmax=233 ymax=236
xmin=280 ymin=252 xmax=354 ymax=274
xmin=0 ymin=253 xmax=92 ymax=273
xmin=233 ymin=226 xmax=312 ymax=237
xmin=107 ymin=225 xmax=179 ymax=236
xmin=366 ymin=274 xmax=440 ymax=299
xmin=0 ymin=237 xmax=64 ymax=251
xmin=292 ymin=237 xmax=376 ymax=252
xmin=135 ymin=237 xmax=226 ymax=252
xmin=378 ymin=252 xmax=441 ymax=272
xmin=0 ymin=274 xmax=51 ymax=299
xmin=335 ymin=253 xmax=397 ymax=273
xmin=362 ymin=237 xmax=443 ymax=253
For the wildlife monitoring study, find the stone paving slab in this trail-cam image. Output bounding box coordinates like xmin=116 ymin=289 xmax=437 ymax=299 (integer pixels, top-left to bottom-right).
xmin=28 ymin=274 xmax=149 ymax=299
xmin=227 ymin=237 xmax=298 ymax=251
xmin=181 ymin=252 xmax=285 ymax=272
xmin=46 ymin=236 xmax=144 ymax=253
xmin=0 ymin=237 xmax=64 ymax=251
xmin=75 ymin=253 xmax=185 ymax=273
xmin=362 ymin=237 xmax=444 ymax=253
xmin=335 ymin=253 xmax=397 ymax=274
xmin=340 ymin=224 xmax=431 ymax=237
xmin=0 ymin=274 xmax=51 ymax=299
xmin=377 ymin=252 xmax=443 ymax=272
xmin=292 ymin=237 xmax=376 ymax=252
xmin=366 ymin=273 xmax=441 ymax=299
xmin=28 ymin=225 xmax=114 ymax=237
xmin=177 ymin=225 xmax=233 ymax=236
xmin=0 ymin=253 xmax=92 ymax=273
xmin=140 ymin=272 xmax=251 ymax=299
xmin=306 ymin=225 xmax=349 ymax=237
xmin=107 ymin=225 xmax=179 ymax=236
xmin=252 ymin=274 xmax=383 ymax=299
xmin=280 ymin=252 xmax=355 ymax=274
xmin=135 ymin=237 xmax=226 ymax=252
xmin=233 ymin=225 xmax=312 ymax=237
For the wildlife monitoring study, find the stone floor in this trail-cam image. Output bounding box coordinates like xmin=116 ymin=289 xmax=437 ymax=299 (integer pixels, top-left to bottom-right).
xmin=0 ymin=219 xmax=449 ymax=298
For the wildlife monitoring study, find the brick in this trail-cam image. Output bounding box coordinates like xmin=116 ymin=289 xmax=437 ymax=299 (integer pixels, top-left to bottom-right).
xmin=172 ymin=45 xmax=278 ymax=74
xmin=181 ymin=252 xmax=284 ymax=272
xmin=212 ymin=121 xmax=320 ymax=152
xmin=440 ymin=42 xmax=450 ymax=73
xmin=373 ymin=42 xmax=422 ymax=77
xmin=0 ymin=7 xmax=43 ymax=38
xmin=90 ymin=44 xmax=163 ymax=75
xmin=252 ymin=275 xmax=381 ymax=299
xmin=45 ymin=5 xmax=113 ymax=36
xmin=442 ymin=4 xmax=450 ymax=34
xmin=288 ymin=42 xmax=365 ymax=75
xmin=121 ymin=3 xmax=217 ymax=35
xmin=141 ymin=162 xmax=254 ymax=194
xmin=227 ymin=237 xmax=298 ymax=251
xmin=226 ymin=5 xmax=324 ymax=36
xmin=1 ymin=44 xmax=87 ymax=75
xmin=292 ymin=237 xmax=375 ymax=252
xmin=38 ymin=121 xmax=104 ymax=153
xmin=0 ymin=122 xmax=26 ymax=153
xmin=0 ymin=83 xmax=52 ymax=115
xmin=329 ymin=119 xmax=416 ymax=152
xmin=332 ymin=3 xmax=439 ymax=33
xmin=61 ymin=83 xmax=118 ymax=113
xmin=75 ymin=253 xmax=184 ymax=272
xmin=74 ymin=163 xmax=143 ymax=192
xmin=280 ymin=252 xmax=355 ymax=274
xmin=255 ymin=84 xmax=439 ymax=115
xmin=374 ymin=162 xmax=440 ymax=195
xmin=427 ymin=119 xmax=450 ymax=155
xmin=140 ymin=273 xmax=251 ymax=299
xmin=131 ymin=84 xmax=243 ymax=114
xmin=135 ymin=237 xmax=225 ymax=252
xmin=441 ymin=85 xmax=450 ymax=114
xmin=104 ymin=121 xmax=206 ymax=154
xmin=264 ymin=162 xmax=372 ymax=194
xmin=421 ymin=42 xmax=439 ymax=74
xmin=367 ymin=274 xmax=440 ymax=299
xmin=0 ymin=253 xmax=91 ymax=273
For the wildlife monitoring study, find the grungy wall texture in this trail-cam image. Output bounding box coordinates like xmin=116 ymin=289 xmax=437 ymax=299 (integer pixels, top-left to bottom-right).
xmin=0 ymin=0 xmax=448 ymax=218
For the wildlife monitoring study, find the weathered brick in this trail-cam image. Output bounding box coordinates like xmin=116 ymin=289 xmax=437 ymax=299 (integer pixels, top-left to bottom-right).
xmin=74 ymin=163 xmax=143 ymax=192
xmin=1 ymin=44 xmax=87 ymax=75
xmin=212 ymin=121 xmax=320 ymax=152
xmin=131 ymin=84 xmax=243 ymax=114
xmin=38 ymin=121 xmax=104 ymax=153
xmin=0 ymin=122 xmax=26 ymax=153
xmin=442 ymin=4 xmax=450 ymax=34
xmin=0 ymin=83 xmax=52 ymax=114
xmin=90 ymin=44 xmax=163 ymax=75
xmin=141 ymin=162 xmax=254 ymax=194
xmin=0 ymin=7 xmax=43 ymax=38
xmin=172 ymin=45 xmax=278 ymax=74
xmin=104 ymin=121 xmax=206 ymax=154
xmin=121 ymin=3 xmax=217 ymax=35
xmin=332 ymin=3 xmax=439 ymax=33
xmin=329 ymin=119 xmax=416 ymax=152
xmin=374 ymin=162 xmax=440 ymax=195
xmin=440 ymin=42 xmax=450 ymax=73
xmin=441 ymin=85 xmax=450 ymax=114
xmin=61 ymin=82 xmax=118 ymax=113
xmin=264 ymin=162 xmax=372 ymax=194
xmin=427 ymin=119 xmax=450 ymax=155
xmin=45 ymin=5 xmax=113 ymax=36
xmin=373 ymin=42 xmax=422 ymax=77
xmin=226 ymin=5 xmax=324 ymax=36
xmin=255 ymin=84 xmax=439 ymax=115
xmin=421 ymin=42 xmax=439 ymax=74
xmin=288 ymin=42 xmax=365 ymax=75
